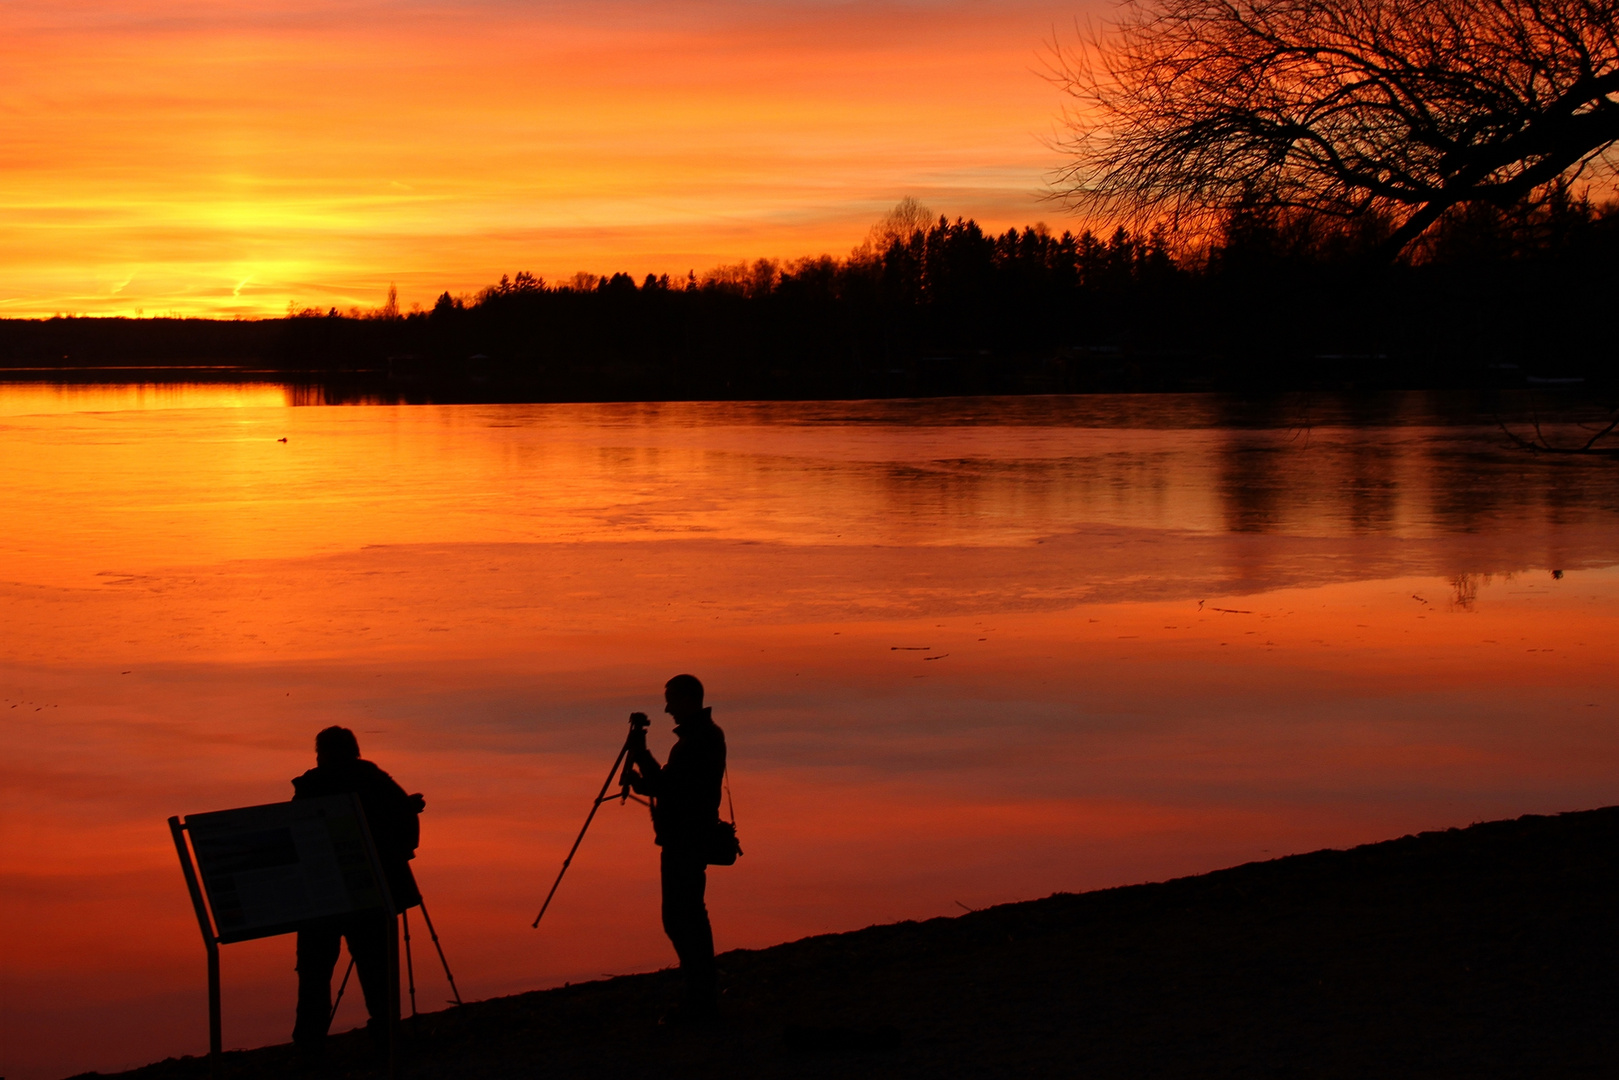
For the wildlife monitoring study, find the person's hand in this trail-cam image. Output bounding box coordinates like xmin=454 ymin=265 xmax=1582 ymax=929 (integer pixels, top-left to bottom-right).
xmin=408 ymin=793 xmax=426 ymax=813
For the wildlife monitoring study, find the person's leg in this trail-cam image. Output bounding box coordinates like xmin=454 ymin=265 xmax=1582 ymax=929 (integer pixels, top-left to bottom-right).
xmin=660 ymin=848 xmax=716 ymax=1014
xmin=343 ymin=913 xmax=393 ymax=1038
xmin=293 ymin=921 xmax=343 ymax=1056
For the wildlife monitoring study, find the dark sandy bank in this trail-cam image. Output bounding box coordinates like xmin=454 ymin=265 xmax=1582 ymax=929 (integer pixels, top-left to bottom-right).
xmin=92 ymin=807 xmax=1619 ymax=1079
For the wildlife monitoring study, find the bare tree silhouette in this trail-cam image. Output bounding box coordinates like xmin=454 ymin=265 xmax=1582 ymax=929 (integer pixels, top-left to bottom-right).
xmin=854 ymin=197 xmax=936 ymax=260
xmin=1049 ymin=0 xmax=1619 ymax=257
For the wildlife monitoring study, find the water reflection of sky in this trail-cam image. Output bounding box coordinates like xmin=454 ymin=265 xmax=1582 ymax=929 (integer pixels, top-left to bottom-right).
xmin=2 ymin=387 xmax=1616 ymax=1079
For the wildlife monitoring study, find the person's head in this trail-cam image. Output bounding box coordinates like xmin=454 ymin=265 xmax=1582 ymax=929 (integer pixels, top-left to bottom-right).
xmin=663 ymin=674 xmax=704 ymax=720
xmin=315 ymin=726 xmax=361 ymax=767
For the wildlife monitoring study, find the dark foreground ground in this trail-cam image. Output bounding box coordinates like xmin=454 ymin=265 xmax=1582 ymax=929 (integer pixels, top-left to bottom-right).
xmin=92 ymin=807 xmax=1619 ymax=1080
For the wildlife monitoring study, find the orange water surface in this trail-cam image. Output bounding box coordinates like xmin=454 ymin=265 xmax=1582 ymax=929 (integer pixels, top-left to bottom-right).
xmin=2 ymin=387 xmax=1617 ymax=1078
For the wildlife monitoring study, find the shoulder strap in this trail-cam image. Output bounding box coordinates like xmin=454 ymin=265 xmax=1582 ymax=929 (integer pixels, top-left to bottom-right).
xmin=722 ymin=765 xmax=737 ymax=826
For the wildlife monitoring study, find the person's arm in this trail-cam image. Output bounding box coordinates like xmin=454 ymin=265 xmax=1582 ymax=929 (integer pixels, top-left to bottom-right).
xmin=626 ymin=749 xmax=663 ymax=795
xmin=365 ymin=767 xmax=423 ymax=857
xmin=624 ymin=717 xmax=663 ymax=795
xmin=390 ymin=782 xmax=424 ymax=855
xmin=400 ymin=789 xmax=424 ymax=856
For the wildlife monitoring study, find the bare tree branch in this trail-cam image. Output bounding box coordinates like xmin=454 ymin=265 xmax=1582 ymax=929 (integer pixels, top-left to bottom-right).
xmin=1048 ymin=0 xmax=1619 ymax=256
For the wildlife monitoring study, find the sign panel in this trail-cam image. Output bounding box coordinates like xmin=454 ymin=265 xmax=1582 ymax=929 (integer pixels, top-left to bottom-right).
xmin=185 ymin=795 xmax=389 ymax=944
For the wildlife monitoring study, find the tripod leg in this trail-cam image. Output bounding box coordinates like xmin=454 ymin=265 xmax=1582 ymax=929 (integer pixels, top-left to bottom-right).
xmin=402 ymin=909 xmax=418 ymax=1018
xmin=329 ymin=954 xmax=355 ymax=1025
xmin=418 ymin=897 xmax=463 ymax=1006
xmin=530 ymin=741 xmax=632 ymax=928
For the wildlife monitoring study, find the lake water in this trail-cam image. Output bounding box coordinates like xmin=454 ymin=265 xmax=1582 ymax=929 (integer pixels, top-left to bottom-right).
xmin=2 ymin=385 xmax=1617 ymax=1079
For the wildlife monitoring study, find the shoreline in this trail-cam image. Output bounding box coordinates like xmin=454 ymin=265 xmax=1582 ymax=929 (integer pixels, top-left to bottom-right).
xmin=82 ymin=805 xmax=1619 ymax=1079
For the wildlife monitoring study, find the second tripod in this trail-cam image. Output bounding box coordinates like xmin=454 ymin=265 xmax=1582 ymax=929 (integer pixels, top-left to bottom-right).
xmin=530 ymin=711 xmax=650 ymax=930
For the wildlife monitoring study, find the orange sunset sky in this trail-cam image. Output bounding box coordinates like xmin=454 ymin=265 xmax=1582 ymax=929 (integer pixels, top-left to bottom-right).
xmin=1 ymin=0 xmax=1104 ymax=318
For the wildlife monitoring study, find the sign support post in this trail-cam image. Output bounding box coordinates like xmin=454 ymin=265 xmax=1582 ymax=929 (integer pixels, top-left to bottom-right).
xmin=169 ymin=816 xmax=222 ymax=1071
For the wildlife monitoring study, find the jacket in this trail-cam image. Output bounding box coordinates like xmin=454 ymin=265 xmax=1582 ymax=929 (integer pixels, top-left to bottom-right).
xmin=292 ymin=758 xmax=423 ymax=909
xmin=629 ymin=709 xmax=726 ymax=851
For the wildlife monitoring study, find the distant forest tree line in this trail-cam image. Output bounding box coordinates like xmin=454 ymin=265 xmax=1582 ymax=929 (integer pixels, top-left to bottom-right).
xmin=2 ymin=195 xmax=1615 ymax=399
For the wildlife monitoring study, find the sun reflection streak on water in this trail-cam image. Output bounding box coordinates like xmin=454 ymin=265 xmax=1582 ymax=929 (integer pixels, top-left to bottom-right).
xmin=1 ymin=386 xmax=1618 ymax=1079
xmin=0 ymin=381 xmax=302 ymax=417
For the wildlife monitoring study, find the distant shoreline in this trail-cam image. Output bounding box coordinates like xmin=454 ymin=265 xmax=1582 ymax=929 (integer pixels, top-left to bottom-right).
xmin=0 ymin=364 xmax=364 ymax=380
xmin=0 ymin=360 xmax=1604 ymax=402
xmin=10 ymin=204 xmax=1619 ymax=402
xmin=86 ymin=806 xmax=1619 ymax=1080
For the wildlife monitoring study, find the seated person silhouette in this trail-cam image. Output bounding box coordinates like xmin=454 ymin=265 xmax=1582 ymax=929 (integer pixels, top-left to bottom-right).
xmin=623 ymin=674 xmax=727 ymax=1022
xmin=289 ymin=726 xmax=424 ymax=1063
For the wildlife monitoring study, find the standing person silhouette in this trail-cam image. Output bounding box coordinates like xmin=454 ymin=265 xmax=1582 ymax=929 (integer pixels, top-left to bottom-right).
xmin=624 ymin=674 xmax=727 ymax=1022
xmin=289 ymin=726 xmax=425 ymax=1065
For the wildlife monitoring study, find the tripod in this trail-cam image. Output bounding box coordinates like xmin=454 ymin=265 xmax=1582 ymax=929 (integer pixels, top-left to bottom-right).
xmin=531 ymin=712 xmax=650 ymax=930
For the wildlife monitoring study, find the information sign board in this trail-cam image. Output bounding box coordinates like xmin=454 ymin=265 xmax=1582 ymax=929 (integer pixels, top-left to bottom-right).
xmin=170 ymin=794 xmax=400 ymax=1076
xmin=185 ymin=795 xmax=391 ymax=943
